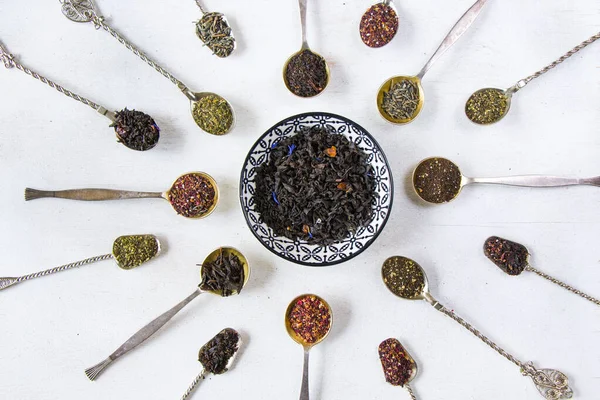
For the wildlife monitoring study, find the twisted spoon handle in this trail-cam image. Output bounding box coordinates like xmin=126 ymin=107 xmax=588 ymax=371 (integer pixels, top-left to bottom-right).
xmin=467 ymin=175 xmax=599 ymax=187
xmin=405 ymin=383 xmax=417 ymax=400
xmin=25 ymin=188 xmax=164 ymax=201
xmin=181 ymin=370 xmax=206 ymax=400
xmin=85 ymin=289 xmax=202 ymax=381
xmin=299 ymin=348 xmax=310 ymax=400
xmin=0 ymin=254 xmax=113 ymax=291
xmin=526 ymin=266 xmax=600 ymax=306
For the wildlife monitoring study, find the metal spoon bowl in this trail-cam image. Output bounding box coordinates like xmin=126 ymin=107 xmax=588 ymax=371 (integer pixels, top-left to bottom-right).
xmin=381 ymin=256 xmax=430 ymax=301
xmin=464 ymin=87 xmax=513 ymax=125
xmin=186 ymin=91 xmax=235 ymax=135
xmin=200 ymin=247 xmax=250 ymax=296
xmin=377 ymin=75 xmax=425 ymax=124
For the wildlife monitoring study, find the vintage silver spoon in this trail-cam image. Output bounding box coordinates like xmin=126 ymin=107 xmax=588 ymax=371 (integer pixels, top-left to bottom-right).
xmin=382 ymin=256 xmax=573 ymax=399
xmin=85 ymin=247 xmax=249 ymax=381
xmin=193 ymin=0 xmax=236 ymax=58
xmin=378 ymin=338 xmax=419 ymax=399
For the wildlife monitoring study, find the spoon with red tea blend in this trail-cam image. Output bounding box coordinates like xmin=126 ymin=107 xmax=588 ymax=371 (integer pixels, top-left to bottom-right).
xmin=0 ymin=234 xmax=160 ymax=292
xmin=378 ymin=338 xmax=419 ymax=399
xmin=25 ymin=171 xmax=218 ymax=219
xmin=181 ymin=328 xmax=242 ymax=400
xmin=0 ymin=40 xmax=159 ymax=151
xmin=285 ymin=294 xmax=333 ymax=400
xmin=412 ymin=157 xmax=600 ymax=204
xmin=360 ymin=1 xmax=399 ymax=48
xmin=193 ymin=0 xmax=236 ymax=58
xmin=85 ymin=247 xmax=249 ymax=381
xmin=484 ymin=236 xmax=599 ymax=306
xmin=382 ymin=256 xmax=573 ymax=399
xmin=283 ymin=0 xmax=330 ymax=98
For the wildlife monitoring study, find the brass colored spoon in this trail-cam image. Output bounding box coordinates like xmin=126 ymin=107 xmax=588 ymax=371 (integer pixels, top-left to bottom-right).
xmin=85 ymin=247 xmax=249 ymax=381
xmin=25 ymin=171 xmax=218 ymax=219
xmin=377 ymin=0 xmax=487 ymax=124
xmin=412 ymin=157 xmax=600 ymax=204
xmin=378 ymin=338 xmax=419 ymax=399
xmin=0 ymin=235 xmax=160 ymax=291
xmin=382 ymin=256 xmax=573 ymax=399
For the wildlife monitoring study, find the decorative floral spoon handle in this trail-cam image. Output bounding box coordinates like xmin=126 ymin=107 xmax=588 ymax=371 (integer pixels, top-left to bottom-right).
xmin=0 ymin=254 xmax=113 ymax=291
xmin=526 ymin=266 xmax=600 ymax=306
xmin=25 ymin=188 xmax=163 ymax=201
xmin=181 ymin=370 xmax=206 ymax=400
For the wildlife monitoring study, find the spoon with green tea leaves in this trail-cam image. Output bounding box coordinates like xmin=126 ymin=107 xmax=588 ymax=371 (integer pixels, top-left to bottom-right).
xmin=85 ymin=247 xmax=249 ymax=381
xmin=378 ymin=338 xmax=419 ymax=399
xmin=484 ymin=236 xmax=599 ymax=307
xmin=25 ymin=171 xmax=218 ymax=219
xmin=193 ymin=0 xmax=236 ymax=58
xmin=60 ymin=0 xmax=234 ymax=135
xmin=283 ymin=0 xmax=330 ymax=98
xmin=382 ymin=256 xmax=573 ymax=399
xmin=377 ymin=0 xmax=487 ymax=124
xmin=360 ymin=1 xmax=399 ymax=48
xmin=466 ymin=32 xmax=600 ymax=125
xmin=0 ymin=40 xmax=159 ymax=151
xmin=412 ymin=157 xmax=600 ymax=204
xmin=181 ymin=328 xmax=242 ymax=400
xmin=0 ymin=235 xmax=159 ymax=292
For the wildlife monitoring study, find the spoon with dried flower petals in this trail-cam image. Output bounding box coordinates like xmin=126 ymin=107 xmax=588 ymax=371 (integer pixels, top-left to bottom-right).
xmin=378 ymin=338 xmax=419 ymax=399
xmin=0 ymin=235 xmax=160 ymax=292
xmin=181 ymin=328 xmax=242 ymax=400
xmin=0 ymin=40 xmax=159 ymax=151
xmin=484 ymin=236 xmax=599 ymax=306
xmin=360 ymin=1 xmax=399 ymax=48
xmin=382 ymin=256 xmax=573 ymax=399
xmin=85 ymin=247 xmax=249 ymax=381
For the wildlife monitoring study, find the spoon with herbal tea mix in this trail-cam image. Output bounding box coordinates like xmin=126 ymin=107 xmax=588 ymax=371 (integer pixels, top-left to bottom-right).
xmin=378 ymin=338 xmax=419 ymax=399
xmin=25 ymin=171 xmax=219 ymax=219
xmin=283 ymin=0 xmax=330 ymax=98
xmin=381 ymin=256 xmax=573 ymax=399
xmin=0 ymin=235 xmax=160 ymax=292
xmin=60 ymin=0 xmax=234 ymax=135
xmin=484 ymin=236 xmax=600 ymax=307
xmin=412 ymin=157 xmax=600 ymax=204
xmin=377 ymin=0 xmax=487 ymax=124
xmin=85 ymin=247 xmax=249 ymax=381
xmin=0 ymin=41 xmax=159 ymax=151
xmin=181 ymin=328 xmax=242 ymax=400
xmin=465 ymin=32 xmax=600 ymax=125
xmin=285 ymin=294 xmax=332 ymax=400
xmin=193 ymin=0 xmax=236 ymax=58
xmin=360 ymin=1 xmax=399 ymax=48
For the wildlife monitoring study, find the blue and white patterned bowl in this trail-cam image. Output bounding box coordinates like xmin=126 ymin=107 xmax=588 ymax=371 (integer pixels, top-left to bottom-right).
xmin=239 ymin=112 xmax=393 ymax=266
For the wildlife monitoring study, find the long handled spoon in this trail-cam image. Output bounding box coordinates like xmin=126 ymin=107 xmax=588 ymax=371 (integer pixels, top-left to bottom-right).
xmin=378 ymin=338 xmax=419 ymax=399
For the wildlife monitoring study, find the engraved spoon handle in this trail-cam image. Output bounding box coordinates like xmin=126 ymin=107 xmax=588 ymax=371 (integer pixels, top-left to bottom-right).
xmin=416 ymin=0 xmax=487 ymax=80
xmin=405 ymin=383 xmax=417 ymax=400
xmin=0 ymin=254 xmax=113 ymax=291
xmin=299 ymin=0 xmax=309 ymax=50
xmin=181 ymin=370 xmax=206 ymax=400
xmin=526 ymin=266 xmax=600 ymax=306
xmin=466 ymin=175 xmax=596 ymax=187
xmin=25 ymin=188 xmax=164 ymax=201
xmin=299 ymin=348 xmax=310 ymax=400
xmin=85 ymin=288 xmax=202 ymax=381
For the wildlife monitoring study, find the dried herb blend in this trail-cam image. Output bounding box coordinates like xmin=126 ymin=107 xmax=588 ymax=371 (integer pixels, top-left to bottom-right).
xmin=254 ymin=125 xmax=377 ymax=245
xmin=465 ymin=88 xmax=509 ymax=125
xmin=111 ymin=108 xmax=160 ymax=151
xmin=112 ymin=235 xmax=160 ymax=270
xmin=199 ymin=328 xmax=241 ymax=374
xmin=196 ymin=12 xmax=235 ymax=58
xmin=288 ymin=295 xmax=331 ymax=344
xmin=199 ymin=251 xmax=245 ymax=296
xmin=382 ymin=256 xmax=426 ymax=299
xmin=413 ymin=158 xmax=462 ymax=204
xmin=169 ymin=173 xmax=217 ymax=218
xmin=360 ymin=3 xmax=399 ymax=48
xmin=484 ymin=236 xmax=529 ymax=276
xmin=381 ymin=79 xmax=419 ymax=120
xmin=378 ymin=338 xmax=416 ymax=387
xmin=192 ymin=94 xmax=234 ymax=136
xmin=284 ymin=50 xmax=328 ymax=97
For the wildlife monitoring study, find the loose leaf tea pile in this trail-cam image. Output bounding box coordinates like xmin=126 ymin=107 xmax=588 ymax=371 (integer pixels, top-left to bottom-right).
xmin=192 ymin=94 xmax=234 ymax=135
xmin=111 ymin=108 xmax=160 ymax=151
xmin=112 ymin=234 xmax=159 ymax=270
xmin=381 ymin=79 xmax=419 ymax=120
xmin=284 ymin=50 xmax=328 ymax=97
xmin=378 ymin=338 xmax=417 ymax=387
xmin=199 ymin=251 xmax=245 ymax=296
xmin=413 ymin=158 xmax=462 ymax=203
xmin=254 ymin=126 xmax=377 ymax=245
xmin=360 ymin=3 xmax=399 ymax=48
xmin=465 ymin=88 xmax=509 ymax=125
xmin=382 ymin=256 xmax=426 ymax=299
xmin=196 ymin=12 xmax=235 ymax=58
xmin=288 ymin=295 xmax=331 ymax=344
xmin=484 ymin=236 xmax=529 ymax=276
xmin=169 ymin=173 xmax=217 ymax=218
xmin=198 ymin=328 xmax=241 ymax=374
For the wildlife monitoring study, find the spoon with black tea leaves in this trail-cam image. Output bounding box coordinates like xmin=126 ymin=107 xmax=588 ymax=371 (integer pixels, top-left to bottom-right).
xmin=465 ymin=32 xmax=600 ymax=125
xmin=181 ymin=328 xmax=242 ymax=400
xmin=193 ymin=0 xmax=236 ymax=58
xmin=378 ymin=338 xmax=419 ymax=399
xmin=282 ymin=0 xmax=330 ymax=98
xmin=377 ymin=0 xmax=487 ymax=124
xmin=0 ymin=235 xmax=160 ymax=292
xmin=381 ymin=256 xmax=573 ymax=399
xmin=60 ymin=0 xmax=235 ymax=135
xmin=85 ymin=247 xmax=249 ymax=381
xmin=412 ymin=157 xmax=600 ymax=204
xmin=484 ymin=236 xmax=600 ymax=306
xmin=0 ymin=40 xmax=159 ymax=151
xmin=25 ymin=171 xmax=219 ymax=219
xmin=360 ymin=1 xmax=399 ymax=48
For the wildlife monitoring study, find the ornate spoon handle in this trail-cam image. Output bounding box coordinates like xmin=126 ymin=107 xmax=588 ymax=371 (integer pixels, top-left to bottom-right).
xmin=0 ymin=254 xmax=113 ymax=291
xmin=405 ymin=383 xmax=417 ymax=400
xmin=181 ymin=370 xmax=206 ymax=400
xmin=526 ymin=266 xmax=600 ymax=306
xmin=25 ymin=188 xmax=164 ymax=201
xmin=85 ymin=288 xmax=202 ymax=381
